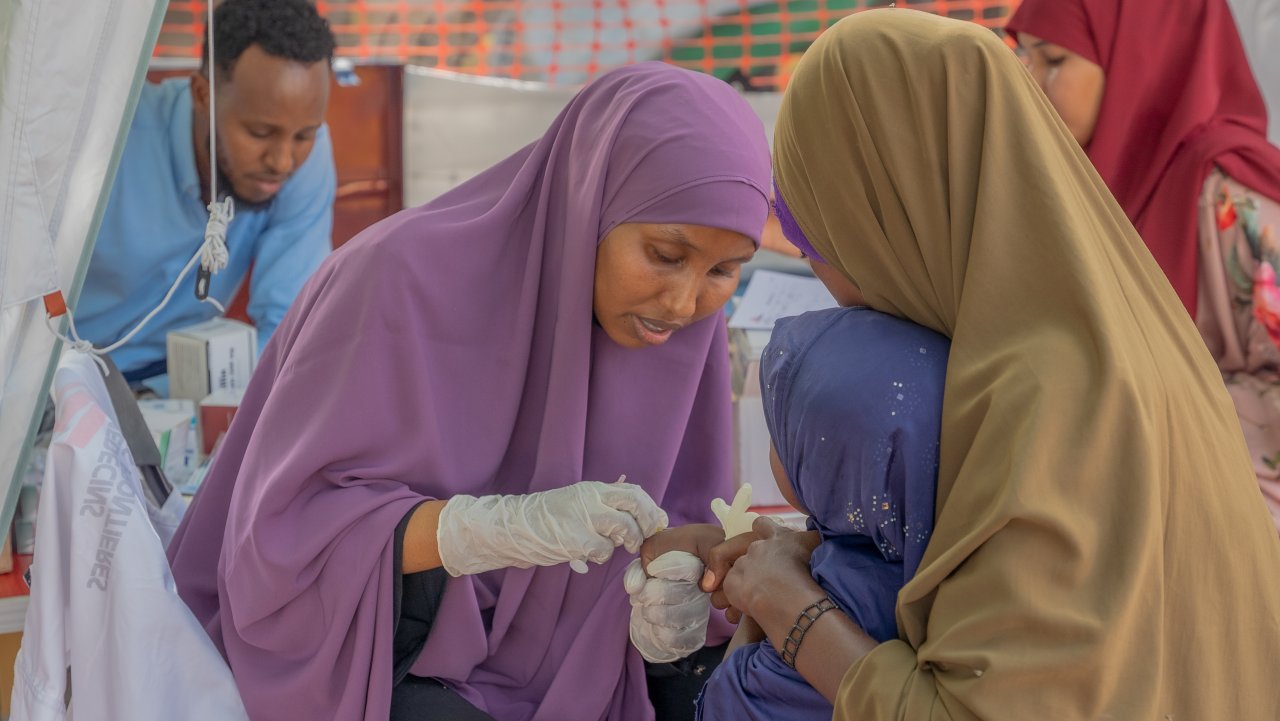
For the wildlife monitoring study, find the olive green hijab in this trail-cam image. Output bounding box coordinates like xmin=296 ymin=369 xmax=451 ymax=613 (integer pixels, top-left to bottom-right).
xmin=774 ymin=9 xmax=1280 ymax=719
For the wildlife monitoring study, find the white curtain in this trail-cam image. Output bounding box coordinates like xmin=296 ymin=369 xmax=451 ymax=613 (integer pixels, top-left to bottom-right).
xmin=1228 ymin=0 xmax=1280 ymax=145
xmin=0 ymin=0 xmax=168 ymax=530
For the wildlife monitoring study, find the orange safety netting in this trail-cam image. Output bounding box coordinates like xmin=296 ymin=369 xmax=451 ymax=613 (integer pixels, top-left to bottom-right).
xmin=157 ymin=0 xmax=1019 ymax=89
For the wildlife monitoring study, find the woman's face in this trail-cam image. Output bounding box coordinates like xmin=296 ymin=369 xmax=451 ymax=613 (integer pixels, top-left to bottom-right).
xmin=594 ymin=223 xmax=755 ymax=349
xmin=810 ymin=258 xmax=866 ymax=307
xmin=1018 ymin=33 xmax=1105 ymax=147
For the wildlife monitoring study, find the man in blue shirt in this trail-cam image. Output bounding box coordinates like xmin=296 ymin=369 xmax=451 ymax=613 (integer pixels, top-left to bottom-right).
xmin=78 ymin=0 xmax=337 ymax=389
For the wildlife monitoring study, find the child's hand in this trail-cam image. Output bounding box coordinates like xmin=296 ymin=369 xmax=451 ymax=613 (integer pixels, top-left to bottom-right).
xmin=714 ymin=517 xmax=824 ymax=639
xmin=701 ymin=516 xmax=820 ymax=609
xmin=639 ymin=524 xmax=726 ymax=572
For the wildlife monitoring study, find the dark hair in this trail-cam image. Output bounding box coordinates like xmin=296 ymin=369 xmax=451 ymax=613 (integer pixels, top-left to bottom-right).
xmin=201 ymin=0 xmax=336 ymax=78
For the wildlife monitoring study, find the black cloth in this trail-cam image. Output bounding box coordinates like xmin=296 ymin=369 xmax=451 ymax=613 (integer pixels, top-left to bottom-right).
xmin=122 ymin=358 xmax=168 ymax=384
xmin=391 ymin=506 xmax=727 ymax=720
xmin=392 ymin=502 xmax=449 ymax=685
xmin=644 ymin=642 xmax=728 ymax=721
xmin=393 ymin=503 xmax=482 ymax=720
xmin=391 ymin=676 xmax=498 ymax=721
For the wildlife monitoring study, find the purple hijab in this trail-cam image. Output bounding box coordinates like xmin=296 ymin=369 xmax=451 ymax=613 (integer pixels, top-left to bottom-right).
xmin=772 ymin=179 xmax=825 ymax=263
xmin=167 ymin=62 xmax=771 ymax=721
xmin=697 ymin=307 xmax=947 ymax=721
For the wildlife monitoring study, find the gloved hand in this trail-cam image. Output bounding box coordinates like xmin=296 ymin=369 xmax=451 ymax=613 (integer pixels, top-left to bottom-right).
xmin=436 ymin=479 xmax=668 ymax=577
xmin=625 ymin=551 xmax=710 ymax=663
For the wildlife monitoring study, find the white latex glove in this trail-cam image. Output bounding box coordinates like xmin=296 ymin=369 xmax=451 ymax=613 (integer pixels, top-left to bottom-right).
xmin=626 ymin=551 xmax=710 ymax=663
xmin=711 ymin=484 xmax=760 ymax=538
xmin=436 ymin=479 xmax=668 ymax=577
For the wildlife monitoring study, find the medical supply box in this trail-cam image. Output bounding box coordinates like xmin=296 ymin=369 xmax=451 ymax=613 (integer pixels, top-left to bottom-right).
xmin=166 ymin=318 xmax=258 ymax=404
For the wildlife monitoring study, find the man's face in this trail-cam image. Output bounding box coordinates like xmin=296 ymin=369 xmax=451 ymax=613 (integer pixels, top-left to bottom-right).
xmin=194 ymin=44 xmax=330 ymax=205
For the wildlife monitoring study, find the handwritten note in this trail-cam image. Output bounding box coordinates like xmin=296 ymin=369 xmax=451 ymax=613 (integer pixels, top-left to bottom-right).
xmin=728 ymin=270 xmax=837 ymax=330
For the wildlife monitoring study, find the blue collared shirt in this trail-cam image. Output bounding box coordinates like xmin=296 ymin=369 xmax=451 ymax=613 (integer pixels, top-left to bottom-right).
xmin=77 ymin=78 xmax=335 ymax=377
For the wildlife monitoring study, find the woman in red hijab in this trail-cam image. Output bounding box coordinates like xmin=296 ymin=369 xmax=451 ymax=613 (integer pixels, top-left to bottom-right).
xmin=1009 ymin=0 xmax=1280 ymax=531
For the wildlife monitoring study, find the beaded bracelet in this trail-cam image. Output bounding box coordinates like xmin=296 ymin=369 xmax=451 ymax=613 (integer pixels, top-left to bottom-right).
xmin=780 ymin=596 xmax=839 ymax=669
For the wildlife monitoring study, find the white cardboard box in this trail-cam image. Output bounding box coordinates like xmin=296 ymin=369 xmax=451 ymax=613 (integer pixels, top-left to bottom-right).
xmin=166 ymin=318 xmax=257 ymax=404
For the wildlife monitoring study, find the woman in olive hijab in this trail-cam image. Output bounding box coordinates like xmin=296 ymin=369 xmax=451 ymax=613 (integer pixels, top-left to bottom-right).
xmin=711 ymin=9 xmax=1280 ymax=720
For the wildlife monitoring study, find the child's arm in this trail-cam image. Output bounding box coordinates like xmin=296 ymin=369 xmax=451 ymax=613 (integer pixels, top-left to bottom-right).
xmin=639 ymin=524 xmax=727 ymax=570
xmin=726 ymin=614 xmax=767 ymax=656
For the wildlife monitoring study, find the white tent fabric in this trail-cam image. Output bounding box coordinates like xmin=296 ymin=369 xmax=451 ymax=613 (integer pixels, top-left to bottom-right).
xmin=11 ymin=350 xmax=247 ymax=721
xmin=0 ymin=0 xmax=168 ymax=532
xmin=1228 ymin=0 xmax=1280 ymax=145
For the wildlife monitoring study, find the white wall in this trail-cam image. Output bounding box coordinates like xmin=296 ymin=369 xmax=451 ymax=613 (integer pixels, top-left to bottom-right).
xmin=402 ymin=66 xmax=786 ymax=207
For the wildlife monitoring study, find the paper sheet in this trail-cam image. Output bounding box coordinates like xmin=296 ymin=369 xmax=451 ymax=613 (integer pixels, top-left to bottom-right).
xmin=729 ymin=270 xmax=837 ymax=330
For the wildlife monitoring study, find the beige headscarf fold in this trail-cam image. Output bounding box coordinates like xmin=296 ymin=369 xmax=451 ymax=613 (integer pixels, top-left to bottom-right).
xmin=774 ymin=9 xmax=1280 ymax=720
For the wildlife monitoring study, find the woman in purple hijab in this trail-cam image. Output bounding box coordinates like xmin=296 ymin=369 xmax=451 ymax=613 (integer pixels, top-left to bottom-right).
xmin=166 ymin=62 xmax=772 ymax=721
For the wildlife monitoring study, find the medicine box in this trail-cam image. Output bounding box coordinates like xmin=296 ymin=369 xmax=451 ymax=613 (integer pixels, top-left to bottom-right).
xmin=167 ymin=318 xmax=257 ymax=404
xmin=138 ymin=399 xmax=197 ymax=486
xmin=199 ymin=388 xmax=246 ymax=456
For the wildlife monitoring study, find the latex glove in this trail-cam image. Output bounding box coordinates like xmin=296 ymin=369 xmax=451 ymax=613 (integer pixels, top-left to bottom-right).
xmin=711 ymin=484 xmax=760 ymax=538
xmin=437 ymin=479 xmax=668 ymax=577
xmin=626 ymin=551 xmax=710 ymax=663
